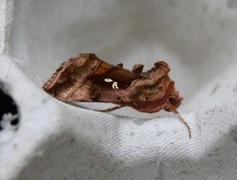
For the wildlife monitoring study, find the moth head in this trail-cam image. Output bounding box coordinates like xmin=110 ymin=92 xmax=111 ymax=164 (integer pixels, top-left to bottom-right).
xmin=165 ymin=93 xmax=183 ymax=111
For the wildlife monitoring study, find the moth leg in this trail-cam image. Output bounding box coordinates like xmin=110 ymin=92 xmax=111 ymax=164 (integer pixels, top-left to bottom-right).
xmin=96 ymin=105 xmax=125 ymax=112
xmin=64 ymin=101 xmax=124 ymax=113
xmin=166 ymin=101 xmax=192 ymax=139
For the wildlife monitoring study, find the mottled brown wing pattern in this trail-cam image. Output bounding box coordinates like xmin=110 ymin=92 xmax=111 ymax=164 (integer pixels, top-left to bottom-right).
xmin=43 ymin=53 xmax=191 ymax=138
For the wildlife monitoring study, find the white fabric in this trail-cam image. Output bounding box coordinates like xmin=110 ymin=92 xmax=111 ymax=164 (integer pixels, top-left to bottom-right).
xmin=1 ymin=0 xmax=237 ymax=179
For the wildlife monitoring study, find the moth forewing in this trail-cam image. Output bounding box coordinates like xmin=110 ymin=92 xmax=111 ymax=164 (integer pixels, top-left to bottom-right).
xmin=43 ymin=53 xmax=191 ymax=138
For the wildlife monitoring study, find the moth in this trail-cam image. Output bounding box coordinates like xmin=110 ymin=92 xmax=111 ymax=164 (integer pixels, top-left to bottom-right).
xmin=43 ymin=53 xmax=191 ymax=138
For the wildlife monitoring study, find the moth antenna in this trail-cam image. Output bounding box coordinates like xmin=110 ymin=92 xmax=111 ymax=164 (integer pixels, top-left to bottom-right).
xmin=96 ymin=105 xmax=125 ymax=112
xmin=175 ymin=111 xmax=191 ymax=139
xmin=166 ymin=101 xmax=191 ymax=139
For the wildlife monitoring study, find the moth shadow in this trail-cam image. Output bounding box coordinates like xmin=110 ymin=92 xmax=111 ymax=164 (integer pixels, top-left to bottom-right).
xmin=72 ymin=102 xmax=172 ymax=119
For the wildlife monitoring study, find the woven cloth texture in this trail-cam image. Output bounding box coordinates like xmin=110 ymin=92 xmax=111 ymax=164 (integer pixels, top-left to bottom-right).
xmin=1 ymin=1 xmax=237 ymax=180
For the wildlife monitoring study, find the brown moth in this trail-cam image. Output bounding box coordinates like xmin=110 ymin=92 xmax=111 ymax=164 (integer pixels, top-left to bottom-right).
xmin=43 ymin=53 xmax=191 ymax=138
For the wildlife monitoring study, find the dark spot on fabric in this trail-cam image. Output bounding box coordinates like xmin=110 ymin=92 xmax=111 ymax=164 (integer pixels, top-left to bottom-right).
xmin=0 ymin=83 xmax=19 ymax=130
xmin=210 ymin=84 xmax=220 ymax=96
